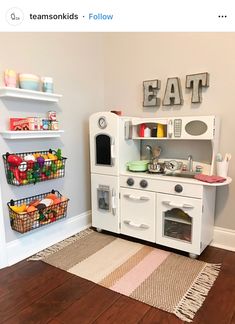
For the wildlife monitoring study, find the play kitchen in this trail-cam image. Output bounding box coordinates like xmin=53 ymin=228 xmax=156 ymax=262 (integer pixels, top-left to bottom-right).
xmin=89 ymin=112 xmax=232 ymax=258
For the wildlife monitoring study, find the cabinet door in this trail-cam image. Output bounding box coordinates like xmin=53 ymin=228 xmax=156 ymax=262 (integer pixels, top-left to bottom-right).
xmin=91 ymin=174 xmax=120 ymax=233
xmin=156 ymin=193 xmax=202 ymax=254
xmin=120 ymin=188 xmax=155 ymax=242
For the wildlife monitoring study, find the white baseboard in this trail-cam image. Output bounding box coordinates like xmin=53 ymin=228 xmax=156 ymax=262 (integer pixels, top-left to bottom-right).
xmin=5 ymin=211 xmax=91 ymax=267
xmin=211 ymin=226 xmax=235 ymax=252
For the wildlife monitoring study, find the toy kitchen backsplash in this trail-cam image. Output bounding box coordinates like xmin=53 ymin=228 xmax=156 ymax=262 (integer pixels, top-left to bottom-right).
xmin=140 ymin=140 xmax=212 ymax=169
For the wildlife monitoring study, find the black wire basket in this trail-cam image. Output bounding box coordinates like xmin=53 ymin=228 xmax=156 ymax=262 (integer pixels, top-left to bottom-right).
xmin=3 ymin=149 xmax=67 ymax=186
xmin=8 ymin=190 xmax=69 ymax=234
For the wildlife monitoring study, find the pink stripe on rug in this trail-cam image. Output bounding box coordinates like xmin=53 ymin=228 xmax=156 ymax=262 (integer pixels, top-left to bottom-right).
xmin=111 ymin=248 xmax=170 ymax=296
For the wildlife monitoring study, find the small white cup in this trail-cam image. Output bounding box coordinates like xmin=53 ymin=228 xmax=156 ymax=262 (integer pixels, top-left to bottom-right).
xmin=216 ymin=161 xmax=229 ymax=178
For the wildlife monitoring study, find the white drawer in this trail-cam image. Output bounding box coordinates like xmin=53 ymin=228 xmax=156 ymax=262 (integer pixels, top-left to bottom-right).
xmin=120 ymin=188 xmax=155 ymax=242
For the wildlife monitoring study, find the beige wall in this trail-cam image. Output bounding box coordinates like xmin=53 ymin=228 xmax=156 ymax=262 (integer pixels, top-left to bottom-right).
xmin=0 ymin=32 xmax=234 ymax=244
xmin=103 ymin=33 xmax=235 ymax=230
xmin=0 ymin=33 xmax=104 ymax=242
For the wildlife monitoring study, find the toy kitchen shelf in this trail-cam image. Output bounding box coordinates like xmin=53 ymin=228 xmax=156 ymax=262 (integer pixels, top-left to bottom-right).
xmin=0 ymin=87 xmax=62 ymax=102
xmin=130 ymin=117 xmax=168 ymax=139
xmin=128 ymin=116 xmax=216 ymax=140
xmin=0 ymin=130 xmax=64 ymax=140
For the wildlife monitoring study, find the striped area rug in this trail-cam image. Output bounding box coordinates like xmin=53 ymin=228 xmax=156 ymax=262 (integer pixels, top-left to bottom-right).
xmin=29 ymin=229 xmax=220 ymax=322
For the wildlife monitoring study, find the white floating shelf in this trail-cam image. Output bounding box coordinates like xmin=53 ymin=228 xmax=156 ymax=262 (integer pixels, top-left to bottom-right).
xmin=1 ymin=130 xmax=64 ymax=139
xmin=0 ymin=87 xmax=62 ymax=102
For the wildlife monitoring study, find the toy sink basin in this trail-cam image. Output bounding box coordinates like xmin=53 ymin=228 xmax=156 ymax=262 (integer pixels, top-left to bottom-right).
xmin=163 ymin=171 xmax=197 ymax=179
xmin=126 ymin=160 xmax=149 ymax=172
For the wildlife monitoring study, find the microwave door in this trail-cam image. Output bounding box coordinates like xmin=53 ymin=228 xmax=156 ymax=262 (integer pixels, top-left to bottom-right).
xmin=96 ymin=134 xmax=112 ymax=166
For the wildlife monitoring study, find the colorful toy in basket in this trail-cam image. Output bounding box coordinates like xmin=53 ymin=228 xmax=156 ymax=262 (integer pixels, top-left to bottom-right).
xmin=3 ymin=149 xmax=66 ymax=186
xmin=8 ymin=190 xmax=69 ymax=233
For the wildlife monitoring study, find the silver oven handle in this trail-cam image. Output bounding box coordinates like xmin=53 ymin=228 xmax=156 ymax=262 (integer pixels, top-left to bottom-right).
xmin=124 ymin=194 xmax=149 ymax=201
xmin=162 ymin=201 xmax=194 ymax=209
xmin=111 ymin=189 xmax=116 ymax=216
xmin=124 ymin=220 xmax=149 ymax=229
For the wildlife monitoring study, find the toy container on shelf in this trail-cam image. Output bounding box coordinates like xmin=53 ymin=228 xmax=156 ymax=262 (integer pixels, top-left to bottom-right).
xmin=8 ymin=190 xmax=69 ymax=234
xmin=3 ymin=149 xmax=67 ymax=186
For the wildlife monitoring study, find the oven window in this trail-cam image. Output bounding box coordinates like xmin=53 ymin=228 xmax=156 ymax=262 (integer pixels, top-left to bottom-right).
xmin=97 ymin=185 xmax=110 ymax=211
xmin=163 ymin=208 xmax=192 ymax=243
xmin=96 ymin=134 xmax=111 ymax=165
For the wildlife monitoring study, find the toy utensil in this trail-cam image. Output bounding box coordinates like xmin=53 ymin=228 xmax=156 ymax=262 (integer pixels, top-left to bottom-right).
xmin=224 ymin=153 xmax=231 ymax=162
xmin=216 ymin=153 xmax=223 ymax=162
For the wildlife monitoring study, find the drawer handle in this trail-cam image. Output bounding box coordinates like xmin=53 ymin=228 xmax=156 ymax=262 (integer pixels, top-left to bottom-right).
xmin=124 ymin=194 xmax=149 ymax=201
xmin=162 ymin=201 xmax=194 ymax=209
xmin=124 ymin=220 xmax=149 ymax=229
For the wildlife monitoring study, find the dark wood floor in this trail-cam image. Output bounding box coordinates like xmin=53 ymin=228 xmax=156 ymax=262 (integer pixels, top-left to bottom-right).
xmin=0 ymin=245 xmax=235 ymax=324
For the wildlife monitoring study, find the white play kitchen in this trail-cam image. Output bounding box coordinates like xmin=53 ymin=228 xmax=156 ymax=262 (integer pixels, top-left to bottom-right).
xmin=89 ymin=112 xmax=231 ymax=258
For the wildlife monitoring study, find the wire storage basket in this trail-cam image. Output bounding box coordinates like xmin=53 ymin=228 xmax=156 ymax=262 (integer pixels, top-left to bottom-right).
xmin=8 ymin=190 xmax=69 ymax=234
xmin=3 ymin=149 xmax=67 ymax=186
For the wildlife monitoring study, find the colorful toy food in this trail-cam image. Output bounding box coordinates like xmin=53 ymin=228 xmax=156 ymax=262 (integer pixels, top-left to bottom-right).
xmin=18 ymin=161 xmax=27 ymax=172
xmin=24 ymin=154 xmax=36 ymax=162
xmin=7 ymin=170 xmax=14 ymax=181
xmin=45 ymin=169 xmax=51 ymax=177
xmin=44 ymin=159 xmax=52 ymax=166
xmin=36 ymin=203 xmax=47 ymax=211
xmin=45 ymin=193 xmax=57 ymax=200
xmin=33 ymin=162 xmax=40 ymax=171
xmin=12 ymin=179 xmax=20 ymax=185
xmin=37 ymin=156 xmax=45 ymax=167
xmin=7 ymin=155 xmax=23 ymax=166
xmin=47 ymin=153 xmax=58 ymax=161
xmin=19 ymin=171 xmax=27 ymax=180
xmin=51 ymin=162 xmax=57 ymax=173
xmin=40 ymin=174 xmax=47 ymax=181
xmin=5 ymin=149 xmax=65 ymax=186
xmin=40 ymin=198 xmax=53 ymax=207
xmin=27 ymin=205 xmax=37 ymax=213
xmin=10 ymin=167 xmax=21 ymax=182
xmin=56 ymin=149 xmax=62 ymax=160
xmin=33 ymin=153 xmax=41 ymax=159
xmin=55 ymin=160 xmax=63 ymax=169
xmin=29 ymin=199 xmax=40 ymax=207
xmin=26 ymin=160 xmax=34 ymax=170
xmin=53 ymin=198 xmax=61 ymax=205
xmin=9 ymin=190 xmax=69 ymax=235
xmin=10 ymin=204 xmax=27 ymax=213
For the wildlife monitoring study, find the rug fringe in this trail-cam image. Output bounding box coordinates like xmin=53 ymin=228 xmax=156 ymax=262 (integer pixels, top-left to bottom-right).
xmin=28 ymin=228 xmax=94 ymax=261
xmin=174 ymin=263 xmax=221 ymax=322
